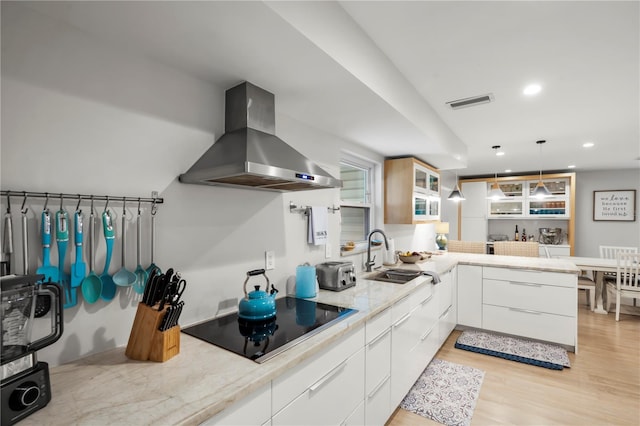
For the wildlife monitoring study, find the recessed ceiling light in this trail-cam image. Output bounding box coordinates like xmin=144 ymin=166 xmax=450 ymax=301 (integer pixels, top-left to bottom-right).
xmin=504 ymin=169 xmax=512 ymax=173
xmin=496 ymin=151 xmax=505 ymax=156
xmin=568 ymin=165 xmax=576 ymax=169
xmin=523 ymin=84 xmax=542 ymax=96
xmin=582 ymin=142 xmax=595 ymax=148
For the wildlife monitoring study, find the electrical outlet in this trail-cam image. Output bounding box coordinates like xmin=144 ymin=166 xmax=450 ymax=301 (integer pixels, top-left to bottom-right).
xmin=265 ymin=250 xmax=275 ymax=270
xmin=325 ymin=244 xmax=332 ymax=259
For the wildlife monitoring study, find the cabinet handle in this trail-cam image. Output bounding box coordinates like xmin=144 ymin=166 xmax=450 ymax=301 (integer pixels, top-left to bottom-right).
xmin=509 ymin=307 xmax=542 ymax=315
xmin=420 ymin=294 xmax=434 ymax=306
xmin=509 ymin=281 xmax=542 ymax=288
xmin=309 ymin=360 xmax=348 ymax=393
xmin=520 ymin=269 xmax=543 ymax=273
xmin=420 ymin=324 xmax=436 ymax=341
xmin=368 ymin=328 xmax=391 ymax=348
xmin=393 ymin=312 xmax=411 ymax=328
xmin=439 ymin=305 xmax=451 ymax=320
xmin=367 ymin=374 xmax=391 ymax=399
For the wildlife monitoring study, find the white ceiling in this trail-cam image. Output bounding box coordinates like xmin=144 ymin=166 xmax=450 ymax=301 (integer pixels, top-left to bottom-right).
xmin=19 ymin=1 xmax=640 ymax=177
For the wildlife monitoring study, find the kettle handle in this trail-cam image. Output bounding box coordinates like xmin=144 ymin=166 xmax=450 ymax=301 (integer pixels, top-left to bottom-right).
xmin=243 ymin=269 xmax=271 ymax=298
xmin=29 ymin=281 xmax=64 ymax=353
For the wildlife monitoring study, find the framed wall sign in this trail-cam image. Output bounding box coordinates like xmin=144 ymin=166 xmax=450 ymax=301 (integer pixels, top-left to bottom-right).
xmin=593 ymin=190 xmax=636 ymax=221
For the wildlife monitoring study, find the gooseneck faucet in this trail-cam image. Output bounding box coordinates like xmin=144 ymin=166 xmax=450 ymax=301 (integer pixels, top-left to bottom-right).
xmin=365 ymin=229 xmax=389 ymax=272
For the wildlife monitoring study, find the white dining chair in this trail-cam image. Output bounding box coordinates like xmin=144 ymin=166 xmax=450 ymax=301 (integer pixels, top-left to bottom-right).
xmin=600 ymin=246 xmax=639 ymax=306
xmin=606 ymin=252 xmax=640 ymax=321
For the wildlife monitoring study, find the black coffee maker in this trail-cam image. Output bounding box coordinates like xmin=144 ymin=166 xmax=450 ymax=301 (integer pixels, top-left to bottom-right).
xmin=1 ymin=274 xmax=63 ymax=426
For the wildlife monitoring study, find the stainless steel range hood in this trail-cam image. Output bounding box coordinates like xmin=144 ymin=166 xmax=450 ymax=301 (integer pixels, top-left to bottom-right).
xmin=179 ymin=82 xmax=341 ymax=191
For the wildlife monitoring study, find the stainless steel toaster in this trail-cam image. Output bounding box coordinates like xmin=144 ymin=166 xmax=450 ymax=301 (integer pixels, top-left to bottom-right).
xmin=315 ymin=261 xmax=356 ymax=291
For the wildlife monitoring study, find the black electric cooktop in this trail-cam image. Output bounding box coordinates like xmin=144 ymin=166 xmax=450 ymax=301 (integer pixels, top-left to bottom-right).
xmin=182 ymin=297 xmax=357 ymax=363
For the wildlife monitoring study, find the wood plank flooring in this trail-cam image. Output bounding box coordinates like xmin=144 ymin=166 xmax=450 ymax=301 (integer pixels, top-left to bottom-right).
xmin=387 ymin=297 xmax=640 ymax=426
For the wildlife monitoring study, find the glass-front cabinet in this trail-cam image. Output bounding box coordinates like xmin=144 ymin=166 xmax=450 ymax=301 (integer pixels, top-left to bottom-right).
xmin=385 ymin=157 xmax=440 ymax=224
xmin=488 ymin=178 xmax=570 ymax=218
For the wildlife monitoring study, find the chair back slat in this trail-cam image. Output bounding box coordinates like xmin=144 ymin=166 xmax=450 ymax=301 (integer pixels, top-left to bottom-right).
xmin=617 ymin=252 xmax=640 ymax=292
xmin=600 ymin=245 xmax=638 ymax=259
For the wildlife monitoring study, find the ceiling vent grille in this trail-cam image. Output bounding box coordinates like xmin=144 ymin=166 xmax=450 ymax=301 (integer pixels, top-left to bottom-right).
xmin=446 ymin=93 xmax=494 ymax=110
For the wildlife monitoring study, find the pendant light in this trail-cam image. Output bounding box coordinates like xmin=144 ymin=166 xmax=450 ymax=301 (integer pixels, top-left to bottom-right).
xmin=532 ymin=140 xmax=552 ymax=199
xmin=447 ymin=170 xmax=465 ymax=201
xmin=487 ymin=145 xmax=506 ymax=200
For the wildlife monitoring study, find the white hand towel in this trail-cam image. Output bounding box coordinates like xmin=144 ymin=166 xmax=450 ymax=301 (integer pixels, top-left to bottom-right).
xmin=308 ymin=206 xmax=328 ymax=245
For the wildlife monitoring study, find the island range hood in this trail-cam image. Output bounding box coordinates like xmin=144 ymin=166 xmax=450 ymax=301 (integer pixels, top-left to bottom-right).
xmin=179 ymin=82 xmax=341 ymax=191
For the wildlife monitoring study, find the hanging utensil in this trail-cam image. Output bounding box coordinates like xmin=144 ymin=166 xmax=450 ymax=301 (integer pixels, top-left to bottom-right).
xmin=1 ymin=194 xmax=14 ymax=276
xmin=36 ymin=201 xmax=58 ymax=284
xmin=21 ymin=194 xmax=29 ymax=275
xmin=70 ymin=202 xmax=86 ymax=304
xmin=55 ymin=205 xmax=73 ymax=308
xmin=81 ymin=199 xmax=102 ymax=304
xmin=133 ymin=200 xmax=148 ymax=294
xmin=113 ymin=201 xmax=136 ymax=287
xmin=145 ymin=202 xmax=160 ymax=275
xmin=100 ymin=203 xmax=116 ymax=301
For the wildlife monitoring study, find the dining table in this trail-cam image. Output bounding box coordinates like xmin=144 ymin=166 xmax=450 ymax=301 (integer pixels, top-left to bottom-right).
xmin=558 ymin=256 xmax=618 ymax=314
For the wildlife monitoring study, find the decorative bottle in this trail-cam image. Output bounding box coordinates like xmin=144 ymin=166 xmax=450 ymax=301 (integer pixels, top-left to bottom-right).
xmin=515 ymin=225 xmax=519 ymax=241
xmin=522 ymin=228 xmax=527 ymax=242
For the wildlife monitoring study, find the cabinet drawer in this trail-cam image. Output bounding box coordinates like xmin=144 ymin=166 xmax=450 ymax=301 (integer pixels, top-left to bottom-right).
xmin=437 ymin=273 xmax=452 ymax=315
xmin=483 ymin=279 xmax=575 ymax=317
xmin=483 ymin=266 xmax=576 ymax=288
xmin=272 ymin=326 xmax=364 ymax=414
xmin=365 ymin=374 xmax=391 ymax=426
xmin=344 ymin=399 xmax=365 ymax=426
xmin=202 ymin=382 xmax=270 ymax=425
xmin=272 ymin=347 xmax=365 ymax=425
xmin=365 ymin=327 xmax=391 ymax=395
xmin=391 ymin=284 xmax=431 ymax=323
xmin=483 ymin=304 xmax=576 ymax=346
xmin=366 ymin=307 xmax=391 ymax=344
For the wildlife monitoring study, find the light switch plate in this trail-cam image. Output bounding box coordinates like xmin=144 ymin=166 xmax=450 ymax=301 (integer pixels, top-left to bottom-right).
xmin=325 ymin=244 xmax=332 ymax=258
xmin=265 ymin=250 xmax=275 ymax=270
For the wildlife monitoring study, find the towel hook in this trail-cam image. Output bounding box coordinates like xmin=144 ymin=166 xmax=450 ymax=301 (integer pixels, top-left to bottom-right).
xmin=43 ymin=193 xmax=50 ymax=212
xmin=21 ymin=192 xmax=28 ymax=215
xmin=75 ymin=194 xmax=83 ymax=213
xmin=5 ymin=192 xmax=10 ymax=214
xmin=59 ymin=193 xmax=64 ymax=211
xmin=104 ymin=196 xmax=110 ymax=212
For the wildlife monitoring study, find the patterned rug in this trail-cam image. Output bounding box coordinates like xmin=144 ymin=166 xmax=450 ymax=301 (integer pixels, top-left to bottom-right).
xmin=400 ymin=359 xmax=485 ymax=426
xmin=455 ymin=330 xmax=571 ymax=370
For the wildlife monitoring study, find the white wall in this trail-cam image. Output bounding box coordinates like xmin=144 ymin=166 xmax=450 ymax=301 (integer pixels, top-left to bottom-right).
xmin=0 ymin=4 xmax=388 ymax=366
xmin=574 ymin=169 xmax=640 ymax=257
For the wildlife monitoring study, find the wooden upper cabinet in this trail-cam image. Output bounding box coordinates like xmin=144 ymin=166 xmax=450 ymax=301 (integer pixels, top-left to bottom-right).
xmin=384 ymin=157 xmax=441 ymax=224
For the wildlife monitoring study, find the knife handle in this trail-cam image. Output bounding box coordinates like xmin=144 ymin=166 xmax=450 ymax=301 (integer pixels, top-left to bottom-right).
xmin=158 ymin=306 xmax=172 ymax=331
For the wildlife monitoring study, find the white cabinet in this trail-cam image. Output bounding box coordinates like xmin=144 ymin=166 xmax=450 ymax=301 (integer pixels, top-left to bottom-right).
xmin=202 ymin=382 xmax=271 ymax=426
xmin=460 ymin=181 xmax=488 ymax=241
xmin=365 ymin=308 xmax=392 ymax=425
xmin=457 ymin=265 xmax=483 ymax=328
xmin=488 ymin=178 xmax=571 ymax=219
xmin=481 ymin=267 xmax=577 ymax=348
xmin=272 ymin=326 xmax=365 ymax=425
xmin=436 ymin=269 xmax=456 ymax=346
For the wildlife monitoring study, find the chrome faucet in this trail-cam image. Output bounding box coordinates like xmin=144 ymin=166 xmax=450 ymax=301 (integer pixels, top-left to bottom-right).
xmin=365 ymin=229 xmax=389 ymax=272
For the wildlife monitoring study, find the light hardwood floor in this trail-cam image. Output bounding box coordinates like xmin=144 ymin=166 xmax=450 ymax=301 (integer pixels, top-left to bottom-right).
xmin=387 ymin=297 xmax=640 ymax=425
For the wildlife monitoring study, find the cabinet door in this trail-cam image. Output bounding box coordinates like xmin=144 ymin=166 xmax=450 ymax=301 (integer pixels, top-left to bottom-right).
xmin=428 ymin=171 xmax=440 ymax=195
xmin=461 ymin=181 xmax=488 ymax=218
xmin=457 ymin=265 xmax=483 ymax=328
xmin=414 ymin=164 xmax=429 ymax=193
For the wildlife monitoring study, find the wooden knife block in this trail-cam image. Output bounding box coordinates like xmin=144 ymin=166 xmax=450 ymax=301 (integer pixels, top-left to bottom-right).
xmin=126 ymin=302 xmax=180 ymax=362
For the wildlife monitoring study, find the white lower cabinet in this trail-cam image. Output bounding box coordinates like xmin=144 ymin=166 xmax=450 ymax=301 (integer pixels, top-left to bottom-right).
xmin=457 ymin=264 xmax=483 ymax=328
xmin=272 ymin=326 xmax=365 ymax=426
xmin=436 ymin=269 xmax=456 ymax=346
xmin=482 ymin=266 xmax=577 ymax=348
xmin=201 ymin=382 xmax=271 ymax=425
xmin=365 ymin=308 xmax=392 ymax=425
xmin=343 ymin=399 xmax=365 ymax=426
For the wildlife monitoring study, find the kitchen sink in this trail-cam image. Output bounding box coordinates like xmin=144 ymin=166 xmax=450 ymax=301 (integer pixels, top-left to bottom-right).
xmin=366 ymin=268 xmax=422 ymax=284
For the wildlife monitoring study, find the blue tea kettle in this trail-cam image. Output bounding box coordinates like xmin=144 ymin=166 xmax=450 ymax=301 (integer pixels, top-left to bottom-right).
xmin=238 ymin=269 xmax=278 ymax=321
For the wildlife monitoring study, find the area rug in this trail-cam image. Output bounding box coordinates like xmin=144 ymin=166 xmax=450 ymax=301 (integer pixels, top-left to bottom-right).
xmin=455 ymin=330 xmax=570 ymax=370
xmin=400 ymin=359 xmax=485 ymax=426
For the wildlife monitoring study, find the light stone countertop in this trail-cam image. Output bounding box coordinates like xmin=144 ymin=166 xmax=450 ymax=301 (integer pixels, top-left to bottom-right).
xmin=21 ymin=253 xmax=579 ymax=425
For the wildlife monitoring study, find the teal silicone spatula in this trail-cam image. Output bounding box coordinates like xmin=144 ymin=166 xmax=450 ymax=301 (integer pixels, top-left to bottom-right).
xmin=70 ymin=210 xmax=86 ymax=299
xmin=100 ymin=209 xmax=116 ymax=301
xmin=36 ymin=209 xmax=58 ymax=284
xmin=56 ymin=209 xmax=72 ymax=308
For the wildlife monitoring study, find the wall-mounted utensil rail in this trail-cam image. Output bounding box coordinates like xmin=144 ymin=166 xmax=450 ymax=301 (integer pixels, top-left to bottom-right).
xmin=289 ymin=201 xmax=340 ymax=215
xmin=1 ymin=190 xmax=163 ymax=208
